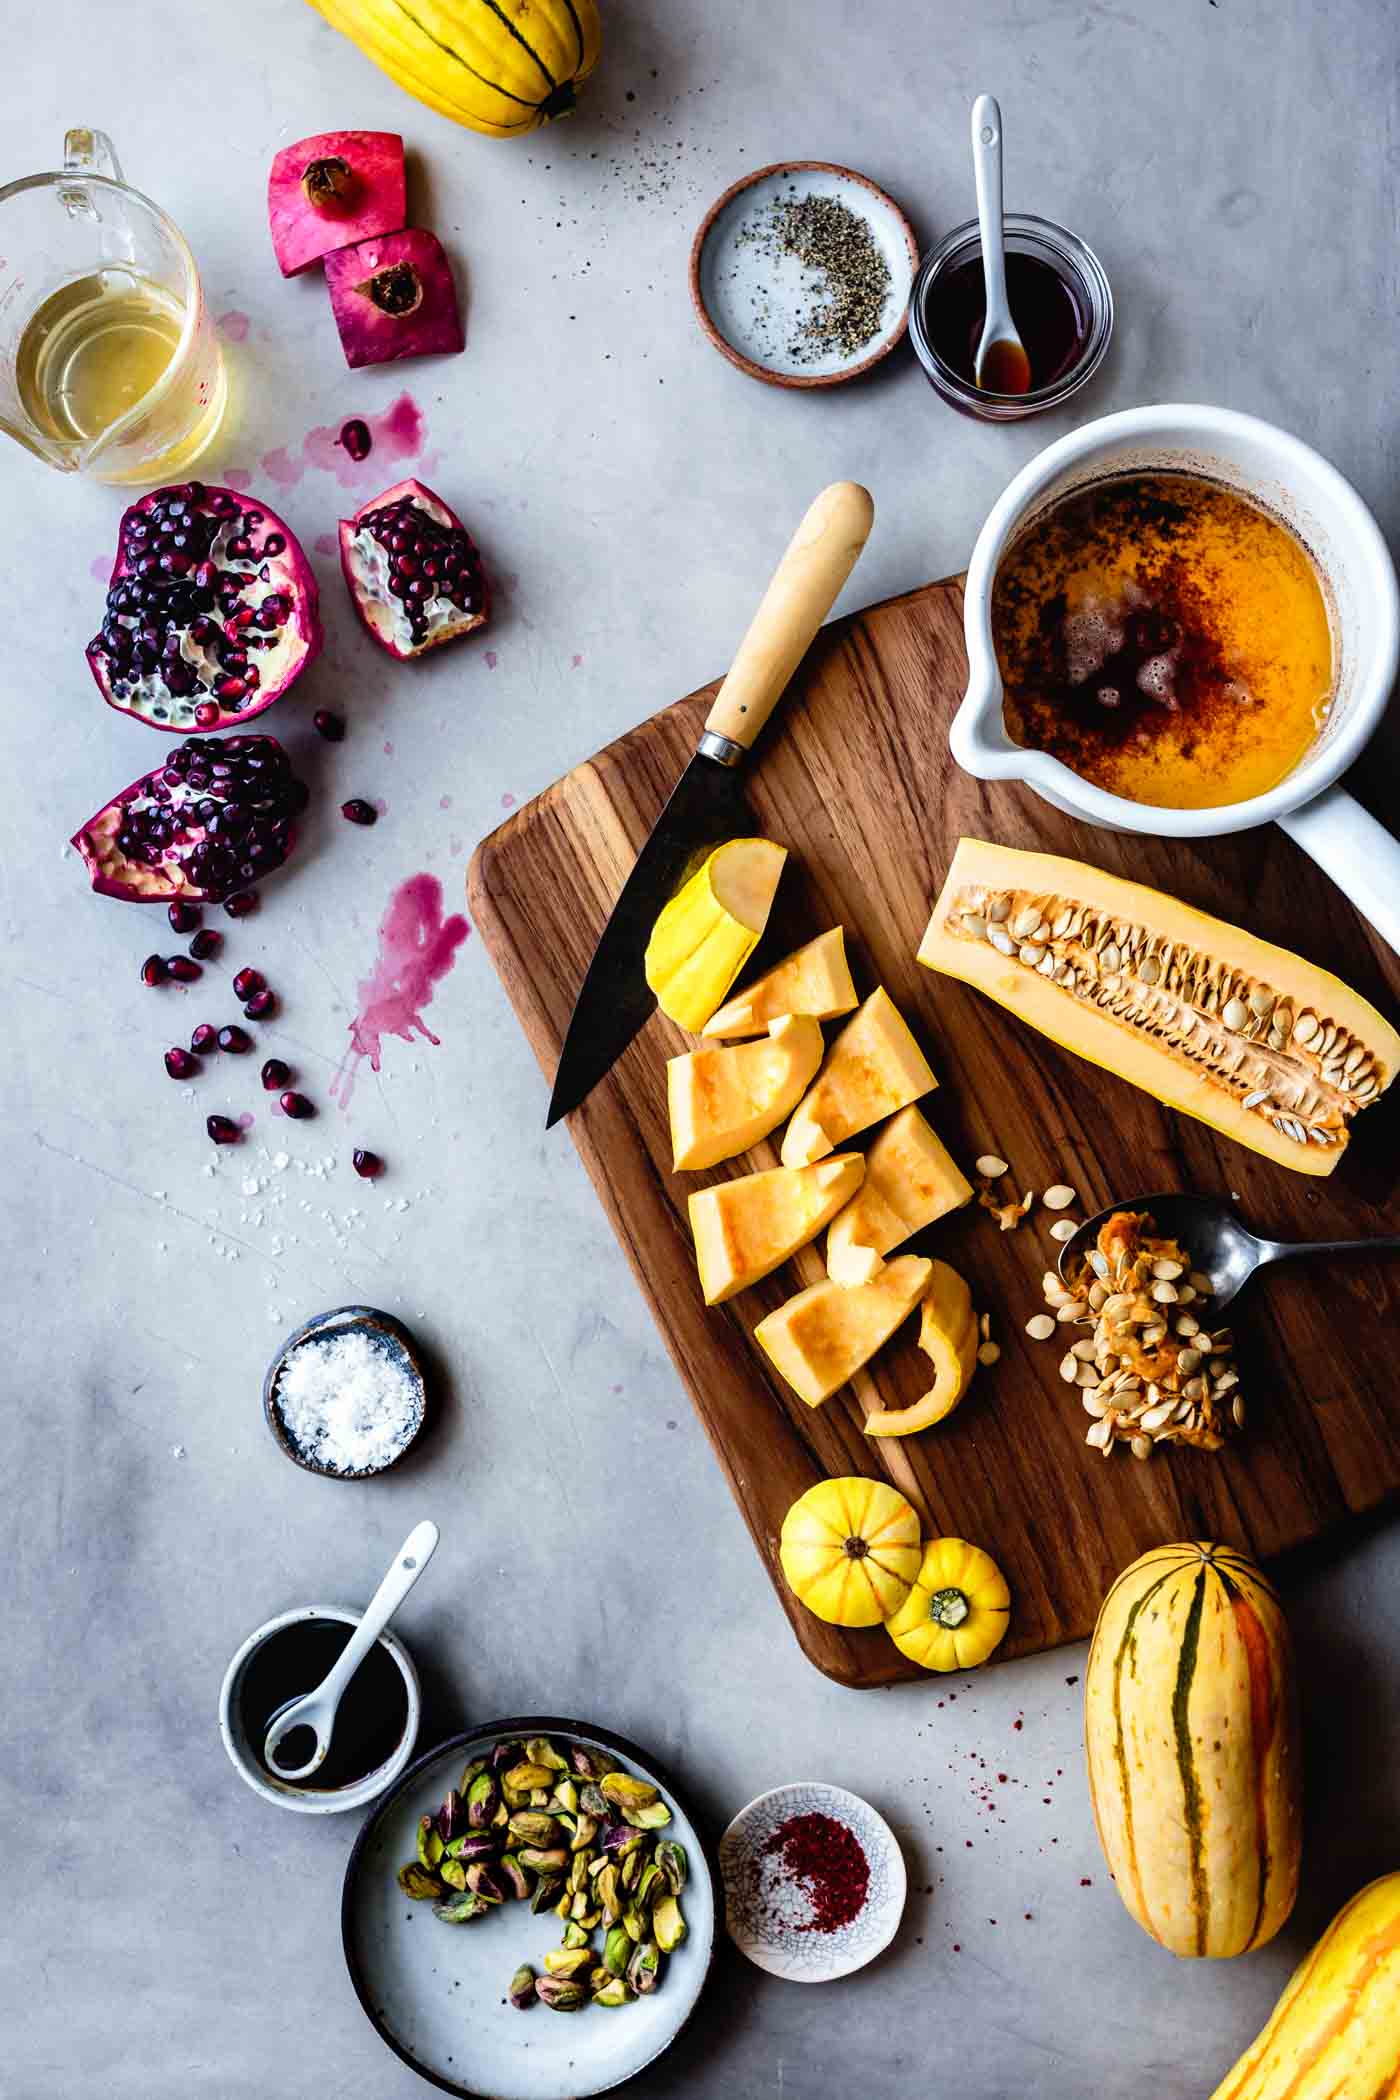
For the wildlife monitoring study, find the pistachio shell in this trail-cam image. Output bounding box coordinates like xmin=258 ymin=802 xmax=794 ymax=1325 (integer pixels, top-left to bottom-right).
xmin=397 ymin=1862 xmax=443 ymax=1900
xmin=600 ymin=1772 xmax=659 ymax=1810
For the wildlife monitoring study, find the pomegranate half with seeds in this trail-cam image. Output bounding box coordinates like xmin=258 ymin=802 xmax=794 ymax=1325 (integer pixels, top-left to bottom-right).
xmin=71 ymin=735 xmax=308 ymax=905
xmin=339 ymin=479 xmax=489 ymax=660
xmin=86 ymin=482 xmax=322 ymax=733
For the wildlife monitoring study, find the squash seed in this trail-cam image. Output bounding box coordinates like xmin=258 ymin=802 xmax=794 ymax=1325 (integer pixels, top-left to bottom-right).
xmin=1048 ymin=1218 xmax=1077 ymax=1242
xmin=1042 ymin=1184 xmax=1077 ymax=1210
xmin=1130 ymin=1435 xmax=1153 ymax=1460
xmin=977 ymin=1341 xmax=1001 ymax=1366
xmin=975 ymin=1154 xmax=1009 ymax=1179
xmin=1025 ymin=1314 xmax=1056 ymax=1341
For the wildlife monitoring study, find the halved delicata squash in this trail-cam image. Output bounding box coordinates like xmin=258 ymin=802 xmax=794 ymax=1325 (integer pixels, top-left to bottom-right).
xmin=918 ymin=837 xmax=1399 ymax=1177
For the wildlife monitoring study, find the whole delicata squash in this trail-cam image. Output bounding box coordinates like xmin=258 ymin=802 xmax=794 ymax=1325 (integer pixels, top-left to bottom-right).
xmin=918 ymin=838 xmax=1399 ymax=1176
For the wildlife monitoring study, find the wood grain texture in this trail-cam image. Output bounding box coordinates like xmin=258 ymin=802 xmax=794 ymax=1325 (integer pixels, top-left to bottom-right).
xmin=468 ymin=575 xmax=1400 ymax=1688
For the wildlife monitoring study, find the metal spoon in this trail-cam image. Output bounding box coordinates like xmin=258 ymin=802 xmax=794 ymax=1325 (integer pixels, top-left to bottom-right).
xmin=263 ymin=1519 xmax=439 ymax=1782
xmin=1057 ymin=1191 xmax=1400 ymax=1313
xmin=970 ymin=94 xmax=1031 ymax=395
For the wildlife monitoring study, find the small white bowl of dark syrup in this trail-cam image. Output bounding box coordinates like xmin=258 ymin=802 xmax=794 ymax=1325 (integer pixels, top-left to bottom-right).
xmin=219 ymin=1604 xmax=421 ymax=1815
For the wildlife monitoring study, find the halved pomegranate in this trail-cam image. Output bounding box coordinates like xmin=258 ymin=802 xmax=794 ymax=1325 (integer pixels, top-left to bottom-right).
xmin=339 ymin=479 xmax=489 ymax=660
xmin=71 ymin=735 xmax=308 ymax=905
xmin=267 ymin=130 xmax=406 ymax=278
xmin=86 ymin=483 xmax=322 ymax=733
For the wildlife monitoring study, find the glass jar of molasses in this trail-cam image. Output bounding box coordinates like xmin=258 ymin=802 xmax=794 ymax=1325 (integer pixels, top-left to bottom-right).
xmin=908 ymin=213 xmax=1112 ymax=421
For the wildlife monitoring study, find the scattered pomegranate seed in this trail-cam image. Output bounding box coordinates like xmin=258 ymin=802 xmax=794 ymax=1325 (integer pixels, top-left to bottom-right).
xmin=313 ymin=708 xmax=345 ymax=741
xmin=341 ymin=797 xmax=377 ymax=825
xmin=141 ymin=954 xmax=167 ymax=987
xmin=206 ymin=1114 xmax=241 ymax=1145
xmin=190 ymin=1023 xmax=219 ymax=1054
xmin=224 ymin=890 xmax=259 ymax=918
xmin=164 ymin=1046 xmax=198 ymax=1080
xmin=232 ymin=966 xmax=265 ymax=1001
xmin=167 ymin=902 xmax=201 ymax=934
xmin=338 ymin=417 xmax=372 ymax=463
xmin=352 ymin=1148 xmax=384 ymax=1179
xmin=280 ymin=1090 xmax=314 ymax=1119
xmin=166 ymin=955 xmax=203 ymax=983
xmin=261 ymin=1057 xmax=291 ymax=1091
xmin=243 ymin=987 xmax=277 ymax=1020
xmin=217 ymin=1024 xmax=252 ymax=1053
xmin=189 ymin=929 xmax=223 ymax=960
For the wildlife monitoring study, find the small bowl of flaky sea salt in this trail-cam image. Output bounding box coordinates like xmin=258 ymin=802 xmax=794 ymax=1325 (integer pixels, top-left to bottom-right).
xmin=264 ymin=1306 xmax=429 ymax=1479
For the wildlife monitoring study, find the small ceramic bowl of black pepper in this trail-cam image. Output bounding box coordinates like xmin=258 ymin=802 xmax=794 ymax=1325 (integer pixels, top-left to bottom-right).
xmin=690 ymin=161 xmax=918 ymax=388
xmin=719 ymin=1781 xmax=906 ymax=1981
xmin=263 ymin=1305 xmax=429 ymax=1479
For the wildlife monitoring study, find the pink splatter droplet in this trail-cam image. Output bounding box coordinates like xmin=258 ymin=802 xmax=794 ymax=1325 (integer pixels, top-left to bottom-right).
xmin=448 ymin=836 xmax=463 ymax=857
xmin=501 ymin=792 xmax=516 ymax=809
xmin=484 ymin=649 xmax=498 ymax=670
xmin=383 ymin=740 xmax=394 ymax=756
xmin=331 ymin=873 xmax=470 ymax=1108
xmin=218 ymin=311 xmax=250 ymax=343
xmin=224 ymin=467 xmax=253 ymax=492
xmin=571 ymin=653 xmax=583 ymax=669
xmin=236 ymin=1110 xmax=256 ymax=1131
xmin=90 ymin=553 xmax=115 ymax=584
xmin=303 ymin=391 xmax=425 ymax=489
xmin=260 ymin=445 xmax=301 ymax=488
xmin=314 ymin=532 xmax=338 ymax=558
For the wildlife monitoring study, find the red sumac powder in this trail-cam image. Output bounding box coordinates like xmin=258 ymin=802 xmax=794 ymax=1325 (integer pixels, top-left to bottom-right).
xmin=764 ymin=1811 xmax=869 ymax=1932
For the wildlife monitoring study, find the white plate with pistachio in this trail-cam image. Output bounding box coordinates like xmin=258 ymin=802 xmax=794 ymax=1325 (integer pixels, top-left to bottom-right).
xmin=342 ymin=1718 xmax=716 ymax=2099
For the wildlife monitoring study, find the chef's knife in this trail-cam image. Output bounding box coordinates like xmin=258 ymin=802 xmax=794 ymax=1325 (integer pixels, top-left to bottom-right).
xmin=546 ymin=480 xmax=875 ymax=1127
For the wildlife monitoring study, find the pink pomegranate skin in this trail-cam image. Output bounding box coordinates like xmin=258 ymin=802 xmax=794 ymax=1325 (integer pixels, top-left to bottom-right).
xmin=87 ymin=483 xmax=322 ymax=733
xmin=267 ymin=131 xmax=406 ymax=277
xmin=71 ymin=735 xmax=307 ymax=905
xmin=339 ymin=478 xmax=489 ymax=661
xmin=324 ymin=230 xmax=464 ymax=369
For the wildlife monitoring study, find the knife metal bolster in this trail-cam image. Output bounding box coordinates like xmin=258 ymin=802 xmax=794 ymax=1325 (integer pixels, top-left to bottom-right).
xmin=697 ymin=730 xmax=747 ymax=768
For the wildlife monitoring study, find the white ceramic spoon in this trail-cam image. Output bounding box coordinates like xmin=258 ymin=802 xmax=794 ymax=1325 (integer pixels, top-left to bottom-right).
xmin=263 ymin=1519 xmax=439 ymax=1781
xmin=970 ymin=94 xmax=1031 ymax=394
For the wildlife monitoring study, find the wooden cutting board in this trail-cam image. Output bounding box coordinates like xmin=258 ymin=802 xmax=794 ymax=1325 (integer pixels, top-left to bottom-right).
xmin=468 ymin=574 xmax=1400 ymax=1687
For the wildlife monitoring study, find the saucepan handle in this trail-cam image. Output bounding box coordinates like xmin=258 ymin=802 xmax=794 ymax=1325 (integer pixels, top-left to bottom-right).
xmin=1277 ymin=785 xmax=1400 ymax=958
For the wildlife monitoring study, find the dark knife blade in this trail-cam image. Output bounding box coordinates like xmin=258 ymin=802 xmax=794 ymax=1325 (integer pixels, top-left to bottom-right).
xmin=545 ymin=747 xmax=751 ymax=1127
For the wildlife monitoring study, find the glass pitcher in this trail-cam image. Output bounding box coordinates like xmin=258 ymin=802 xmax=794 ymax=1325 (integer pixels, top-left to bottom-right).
xmin=0 ymin=128 xmax=227 ymax=483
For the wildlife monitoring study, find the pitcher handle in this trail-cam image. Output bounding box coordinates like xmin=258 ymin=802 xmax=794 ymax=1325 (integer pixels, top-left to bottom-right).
xmin=1278 ymin=785 xmax=1400 ymax=959
xmin=64 ymin=128 xmax=123 ymax=182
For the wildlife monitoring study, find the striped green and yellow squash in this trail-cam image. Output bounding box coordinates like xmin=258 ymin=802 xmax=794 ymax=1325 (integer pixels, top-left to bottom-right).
xmin=1210 ymin=1872 xmax=1400 ymax=2098
xmin=1084 ymin=1541 xmax=1301 ymax=1959
xmin=307 ymin=0 xmax=603 ymax=139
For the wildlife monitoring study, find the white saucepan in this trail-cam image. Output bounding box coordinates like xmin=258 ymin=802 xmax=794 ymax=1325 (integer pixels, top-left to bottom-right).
xmin=951 ymin=405 xmax=1400 ymax=952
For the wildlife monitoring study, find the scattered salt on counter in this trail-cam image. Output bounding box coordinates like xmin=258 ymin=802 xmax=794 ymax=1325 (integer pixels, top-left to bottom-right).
xmin=274 ymin=1330 xmax=421 ymax=1474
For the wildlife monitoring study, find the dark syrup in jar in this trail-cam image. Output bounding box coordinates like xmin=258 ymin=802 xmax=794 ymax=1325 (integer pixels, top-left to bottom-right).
xmin=924 ymin=250 xmax=1087 ymax=390
xmin=239 ymin=1617 xmax=408 ymax=1789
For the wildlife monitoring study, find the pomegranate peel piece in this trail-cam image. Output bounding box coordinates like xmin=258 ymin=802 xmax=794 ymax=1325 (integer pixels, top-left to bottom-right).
xmin=71 ymin=735 xmax=308 ymax=905
xmin=324 ymin=230 xmax=464 ymax=369
xmin=87 ymin=482 xmax=322 ymax=734
xmin=267 ymin=130 xmax=406 ymax=277
xmin=339 ymin=478 xmax=489 ymax=660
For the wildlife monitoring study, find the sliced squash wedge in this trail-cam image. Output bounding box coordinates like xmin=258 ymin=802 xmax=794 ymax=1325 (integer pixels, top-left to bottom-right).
xmin=864 ymin=1259 xmax=978 ymax=1436
xmin=688 ymin=1155 xmax=863 ymax=1305
xmin=668 ymin=1014 xmax=823 ymax=1172
xmin=918 ymin=837 xmax=1399 ymax=1177
xmin=780 ymin=988 xmax=937 ymax=1169
xmin=702 ymin=927 xmax=858 ymax=1038
xmin=826 ymin=1106 xmax=973 ymax=1286
xmin=644 ymin=838 xmax=787 ymax=1032
xmin=755 ymin=1253 xmax=931 ymax=1407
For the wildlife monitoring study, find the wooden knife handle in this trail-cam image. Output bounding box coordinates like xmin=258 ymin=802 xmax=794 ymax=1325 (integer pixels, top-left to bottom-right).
xmin=703 ymin=481 xmax=875 ymax=753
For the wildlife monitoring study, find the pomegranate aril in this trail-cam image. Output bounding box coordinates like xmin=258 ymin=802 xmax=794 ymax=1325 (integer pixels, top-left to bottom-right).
xmin=280 ymin=1090 xmax=314 ymax=1119
xmin=232 ymin=966 xmax=266 ymax=1001
xmin=189 ymin=929 xmax=223 ymax=960
xmin=217 ymin=1024 xmax=252 ymax=1053
xmin=313 ymin=708 xmax=345 ymax=741
xmin=165 ymin=1046 xmax=199 ymax=1080
xmin=341 ymin=798 xmax=377 ymax=825
xmin=243 ymin=988 xmax=277 ymax=1020
xmin=352 ymin=1148 xmax=384 ymax=1179
xmin=224 ymin=890 xmax=259 ymax=918
xmin=206 ymin=1114 xmax=241 ymax=1145
xmin=190 ymin=1023 xmax=219 ymax=1054
xmin=166 ymin=955 xmax=203 ymax=983
xmin=194 ymin=700 xmax=221 ymax=728
xmin=261 ymin=1057 xmax=292 ymax=1091
xmin=141 ymin=954 xmax=167 ymax=987
xmin=167 ymin=901 xmax=202 ymax=933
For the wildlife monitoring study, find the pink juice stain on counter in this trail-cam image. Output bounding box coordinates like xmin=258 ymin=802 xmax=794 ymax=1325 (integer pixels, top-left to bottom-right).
xmin=304 ymin=392 xmax=425 ymax=488
xmin=331 ymin=873 xmax=470 ymax=1108
xmin=218 ymin=310 xmax=251 ymax=342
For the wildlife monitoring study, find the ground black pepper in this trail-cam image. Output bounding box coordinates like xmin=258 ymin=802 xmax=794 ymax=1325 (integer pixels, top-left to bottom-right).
xmin=736 ymin=191 xmax=893 ymax=363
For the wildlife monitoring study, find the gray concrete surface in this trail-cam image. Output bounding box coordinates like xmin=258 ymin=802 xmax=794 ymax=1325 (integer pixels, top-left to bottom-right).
xmin=3 ymin=1 xmax=1398 ymax=2093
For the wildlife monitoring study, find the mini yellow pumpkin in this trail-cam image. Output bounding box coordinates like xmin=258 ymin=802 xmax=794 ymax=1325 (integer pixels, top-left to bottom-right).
xmin=779 ymin=1478 xmax=921 ymax=1627
xmin=885 ymin=1537 xmax=1010 ymax=1670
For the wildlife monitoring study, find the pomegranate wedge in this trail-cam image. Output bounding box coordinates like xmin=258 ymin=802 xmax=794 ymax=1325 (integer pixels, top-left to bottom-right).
xmin=71 ymin=736 xmax=308 ymax=905
xmin=324 ymin=230 xmax=464 ymax=368
xmin=267 ymin=130 xmax=406 ymax=277
xmin=87 ymin=483 xmax=321 ymax=733
xmin=339 ymin=479 xmax=489 ymax=659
